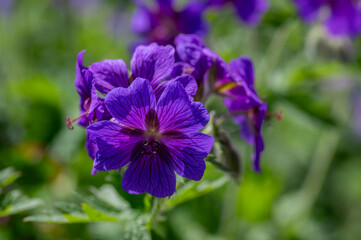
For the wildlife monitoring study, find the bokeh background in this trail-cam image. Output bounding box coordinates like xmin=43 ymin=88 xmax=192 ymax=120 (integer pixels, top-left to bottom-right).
xmin=1 ymin=0 xmax=361 ymax=239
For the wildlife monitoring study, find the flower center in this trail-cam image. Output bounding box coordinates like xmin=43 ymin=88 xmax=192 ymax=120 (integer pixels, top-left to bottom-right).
xmin=141 ymin=140 xmax=160 ymax=155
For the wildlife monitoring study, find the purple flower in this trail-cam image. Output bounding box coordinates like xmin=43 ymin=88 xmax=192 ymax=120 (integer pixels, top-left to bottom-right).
xmin=87 ymin=78 xmax=213 ymax=198
xmin=131 ymin=0 xmax=207 ymax=46
xmin=293 ymin=0 xmax=361 ymax=37
xmin=207 ymin=0 xmax=269 ymax=25
xmin=175 ymin=34 xmax=267 ymax=172
xmin=222 ymin=57 xmax=267 ymax=172
xmin=79 ymin=43 xmax=197 ymax=175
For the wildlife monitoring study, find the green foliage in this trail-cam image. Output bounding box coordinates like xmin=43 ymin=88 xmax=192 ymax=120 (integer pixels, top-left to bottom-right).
xmin=0 ymin=168 xmax=42 ymax=217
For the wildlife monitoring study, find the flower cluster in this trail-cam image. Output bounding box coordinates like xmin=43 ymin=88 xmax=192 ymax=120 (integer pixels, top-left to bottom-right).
xmin=70 ymin=43 xmax=214 ymax=197
xmin=293 ymin=0 xmax=361 ymax=37
xmin=70 ymin=35 xmax=268 ymax=197
xmin=131 ymin=0 xmax=269 ymax=46
xmin=174 ymin=34 xmax=267 ymax=172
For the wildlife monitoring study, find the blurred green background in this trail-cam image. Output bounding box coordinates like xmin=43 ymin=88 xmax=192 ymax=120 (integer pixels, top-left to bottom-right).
xmin=1 ymin=0 xmax=361 ymax=239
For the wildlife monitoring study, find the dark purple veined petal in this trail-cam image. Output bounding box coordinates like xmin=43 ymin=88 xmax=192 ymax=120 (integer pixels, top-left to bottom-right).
xmin=121 ymin=143 xmax=176 ymax=198
xmin=233 ymin=0 xmax=269 ymax=25
xmin=293 ymin=0 xmax=326 ymax=22
xmin=105 ymin=78 xmax=157 ymax=130
xmin=87 ymin=121 xmax=143 ymax=171
xmin=130 ymin=43 xmax=175 ymax=88
xmin=325 ymin=0 xmax=361 ymax=37
xmin=156 ymin=81 xmax=209 ymax=133
xmin=89 ymin=59 xmax=130 ymax=94
xmin=154 ymin=74 xmax=197 ymax=99
xmin=162 ymin=132 xmax=214 ymax=181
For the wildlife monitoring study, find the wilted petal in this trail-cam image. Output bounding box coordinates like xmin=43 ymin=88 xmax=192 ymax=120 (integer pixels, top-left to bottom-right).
xmin=156 ymin=81 xmax=209 ymax=133
xmin=131 ymin=43 xmax=175 ymax=88
xmin=89 ymin=59 xmax=130 ymax=94
xmin=105 ymin=78 xmax=156 ymax=130
xmin=121 ymin=144 xmax=176 ymax=198
xmin=87 ymin=121 xmax=143 ymax=171
xmin=163 ymin=132 xmax=214 ymax=181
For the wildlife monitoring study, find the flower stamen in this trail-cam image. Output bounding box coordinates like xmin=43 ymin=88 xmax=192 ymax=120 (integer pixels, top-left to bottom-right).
xmin=65 ymin=111 xmax=89 ymax=130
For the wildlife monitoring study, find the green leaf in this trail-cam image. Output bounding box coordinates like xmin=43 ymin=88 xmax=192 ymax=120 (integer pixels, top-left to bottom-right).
xmin=24 ymin=210 xmax=69 ymax=223
xmin=165 ymin=176 xmax=229 ymax=210
xmin=89 ymin=184 xmax=130 ymax=210
xmin=0 ymin=167 xmax=21 ymax=189
xmin=122 ymin=215 xmax=151 ymax=240
xmin=0 ymin=190 xmax=42 ymax=216
xmin=81 ymin=203 xmax=118 ymax=222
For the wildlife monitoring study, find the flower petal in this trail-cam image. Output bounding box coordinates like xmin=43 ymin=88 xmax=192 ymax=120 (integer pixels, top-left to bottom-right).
xmin=121 ymin=144 xmax=176 ymax=198
xmin=233 ymin=0 xmax=268 ymax=25
xmin=177 ymin=2 xmax=208 ymax=36
xmin=154 ymin=74 xmax=197 ymax=99
xmin=156 ymin=81 xmax=209 ymax=133
xmin=131 ymin=5 xmax=152 ymax=34
xmin=87 ymin=121 xmax=143 ymax=171
xmin=75 ymin=50 xmax=91 ymax=98
xmin=163 ymin=132 xmax=214 ymax=181
xmin=232 ymin=103 xmax=267 ymax=172
xmin=326 ymin=0 xmax=361 ymax=37
xmin=229 ymin=56 xmax=255 ymax=92
xmin=175 ymin=34 xmax=205 ymax=66
xmin=89 ymin=59 xmax=130 ymax=94
xmin=130 ymin=43 xmax=175 ymax=88
xmin=105 ymin=78 xmax=156 ymax=130
xmin=293 ymin=0 xmax=325 ymax=22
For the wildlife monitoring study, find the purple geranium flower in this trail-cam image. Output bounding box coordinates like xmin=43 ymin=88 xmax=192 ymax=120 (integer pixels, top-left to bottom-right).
xmin=207 ymin=0 xmax=269 ymax=25
xmin=175 ymin=34 xmax=267 ymax=172
xmin=131 ymin=0 xmax=207 ymax=46
xmin=221 ymin=57 xmax=267 ymax=172
xmin=79 ymin=43 xmax=197 ymax=174
xmin=293 ymin=0 xmax=361 ymax=37
xmin=87 ymin=78 xmax=213 ymax=198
